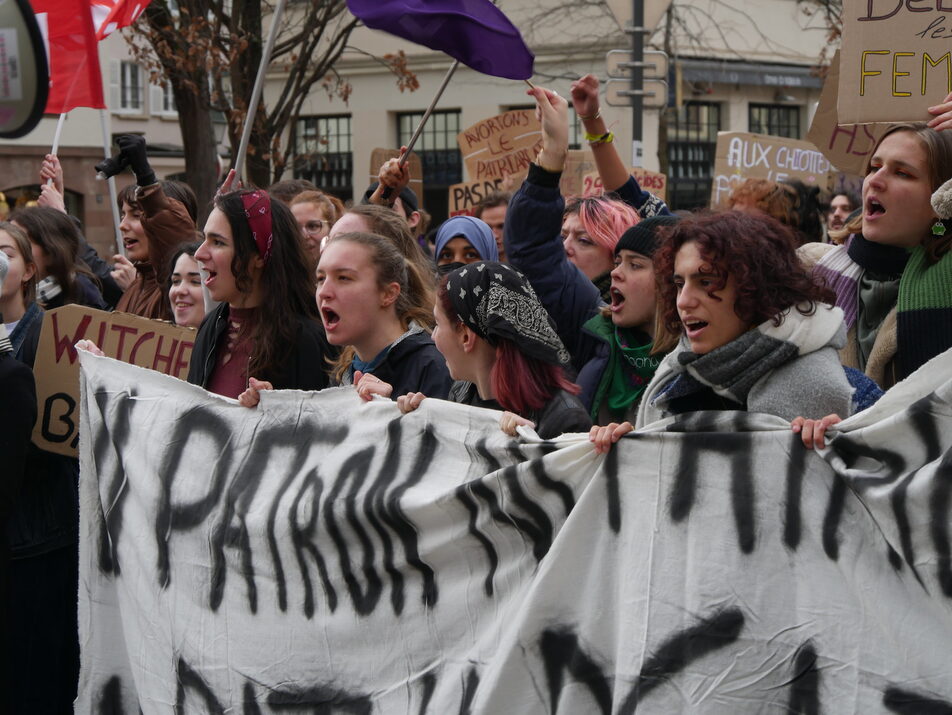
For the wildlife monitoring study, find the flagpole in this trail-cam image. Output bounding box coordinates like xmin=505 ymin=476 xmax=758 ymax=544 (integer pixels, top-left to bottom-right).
xmin=47 ymin=113 xmax=67 ymax=186
xmin=380 ymin=59 xmax=460 ymax=201
xmin=99 ymin=109 xmax=125 ymax=257
xmin=400 ymin=60 xmax=460 ymax=164
xmin=233 ymin=0 xmax=288 ymax=183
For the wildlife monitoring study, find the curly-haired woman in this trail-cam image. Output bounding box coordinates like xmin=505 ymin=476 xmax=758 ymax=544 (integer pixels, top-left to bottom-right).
xmin=590 ymin=211 xmax=856 ymax=451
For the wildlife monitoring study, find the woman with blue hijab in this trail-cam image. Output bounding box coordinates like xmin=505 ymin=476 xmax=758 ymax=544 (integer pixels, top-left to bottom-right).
xmin=434 ymin=215 xmax=498 ymax=274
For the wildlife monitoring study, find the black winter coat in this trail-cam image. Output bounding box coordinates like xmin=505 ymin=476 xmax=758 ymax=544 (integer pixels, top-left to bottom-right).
xmin=187 ymin=303 xmax=335 ymax=392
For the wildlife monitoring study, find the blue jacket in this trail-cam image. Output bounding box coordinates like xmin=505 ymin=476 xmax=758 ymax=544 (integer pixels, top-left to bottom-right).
xmin=504 ymin=164 xmax=670 ymax=411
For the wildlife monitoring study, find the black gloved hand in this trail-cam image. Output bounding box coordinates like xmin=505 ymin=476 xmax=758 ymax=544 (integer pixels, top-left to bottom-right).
xmin=116 ymin=134 xmax=156 ymax=187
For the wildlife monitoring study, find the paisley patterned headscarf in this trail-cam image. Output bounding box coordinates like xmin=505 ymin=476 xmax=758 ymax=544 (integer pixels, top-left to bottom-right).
xmin=444 ymin=261 xmax=570 ymax=367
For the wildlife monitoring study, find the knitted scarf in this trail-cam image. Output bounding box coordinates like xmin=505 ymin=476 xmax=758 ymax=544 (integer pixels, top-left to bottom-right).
xmin=650 ymin=304 xmax=846 ymax=410
xmin=813 ymin=234 xmax=908 ymax=331
xmin=896 ymin=245 xmax=952 ymax=378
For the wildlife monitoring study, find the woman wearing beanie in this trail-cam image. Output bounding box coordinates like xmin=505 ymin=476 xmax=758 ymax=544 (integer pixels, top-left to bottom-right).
xmin=800 ymin=122 xmax=952 ymax=387
xmin=592 ymin=211 xmax=856 ymax=453
xmin=394 ymin=261 xmax=591 ymax=440
xmin=432 ymin=215 xmax=498 ymax=274
xmin=504 ymin=85 xmax=677 ymax=421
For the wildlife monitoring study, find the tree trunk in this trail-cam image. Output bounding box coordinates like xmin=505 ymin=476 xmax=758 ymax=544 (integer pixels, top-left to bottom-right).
xmin=174 ymin=85 xmax=219 ymax=224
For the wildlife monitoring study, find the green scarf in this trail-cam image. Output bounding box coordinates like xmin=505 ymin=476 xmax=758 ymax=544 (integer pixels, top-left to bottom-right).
xmin=896 ymin=245 xmax=952 ymax=378
xmin=586 ymin=314 xmax=661 ymax=422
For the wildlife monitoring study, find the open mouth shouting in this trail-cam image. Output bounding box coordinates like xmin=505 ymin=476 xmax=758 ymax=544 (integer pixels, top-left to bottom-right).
xmin=609 ymin=287 xmax=625 ymax=312
xmin=683 ymin=319 xmax=709 ymax=339
xmin=320 ymin=306 xmax=341 ymax=332
xmin=864 ymin=196 xmax=885 ymax=220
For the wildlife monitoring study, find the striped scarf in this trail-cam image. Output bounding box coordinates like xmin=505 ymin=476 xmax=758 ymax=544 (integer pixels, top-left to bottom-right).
xmin=896 ymin=245 xmax=952 ymax=379
xmin=813 ymin=234 xmax=908 ymax=331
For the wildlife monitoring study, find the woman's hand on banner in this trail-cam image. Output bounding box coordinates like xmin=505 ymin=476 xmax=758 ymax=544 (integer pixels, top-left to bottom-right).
xmin=791 ymin=414 xmax=841 ymax=450
xmin=500 ymin=411 xmax=535 ymax=437
xmin=354 ymin=371 xmax=394 ymax=401
xmin=589 ymin=421 xmax=633 ymax=454
xmin=238 ymin=378 xmax=274 ymax=408
xmin=396 ymin=392 xmax=426 ymax=414
xmin=75 ymin=340 xmax=106 ymax=356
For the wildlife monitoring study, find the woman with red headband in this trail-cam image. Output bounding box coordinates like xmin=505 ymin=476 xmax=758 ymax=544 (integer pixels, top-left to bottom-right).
xmin=187 ymin=190 xmax=335 ymax=398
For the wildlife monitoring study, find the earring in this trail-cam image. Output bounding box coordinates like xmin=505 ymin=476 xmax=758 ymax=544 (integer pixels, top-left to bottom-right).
xmin=932 ymin=220 xmax=947 ymax=237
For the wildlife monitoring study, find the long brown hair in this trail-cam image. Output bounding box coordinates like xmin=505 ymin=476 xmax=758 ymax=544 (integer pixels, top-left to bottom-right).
xmin=10 ymin=206 xmax=99 ymax=305
xmin=868 ymin=123 xmax=952 ymax=262
xmin=0 ymin=221 xmax=37 ymax=307
xmin=215 ymin=191 xmax=320 ymax=380
xmin=325 ymin=231 xmax=435 ymax=382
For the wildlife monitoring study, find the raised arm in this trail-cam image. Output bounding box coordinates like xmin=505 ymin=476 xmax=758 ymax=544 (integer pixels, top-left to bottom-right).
xmin=570 ymin=74 xmax=671 ymax=218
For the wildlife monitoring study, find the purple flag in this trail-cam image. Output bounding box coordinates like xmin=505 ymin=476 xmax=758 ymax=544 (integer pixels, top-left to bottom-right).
xmin=347 ymin=0 xmax=534 ymax=80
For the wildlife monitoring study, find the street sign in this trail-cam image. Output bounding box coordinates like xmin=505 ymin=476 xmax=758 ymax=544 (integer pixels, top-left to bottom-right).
xmin=604 ymin=0 xmax=672 ymax=32
xmin=605 ymin=78 xmax=668 ymax=109
xmin=606 ymin=49 xmax=668 ymax=80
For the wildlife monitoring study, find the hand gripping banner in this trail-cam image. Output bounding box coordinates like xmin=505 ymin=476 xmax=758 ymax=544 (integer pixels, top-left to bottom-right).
xmin=76 ymin=350 xmax=952 ymax=712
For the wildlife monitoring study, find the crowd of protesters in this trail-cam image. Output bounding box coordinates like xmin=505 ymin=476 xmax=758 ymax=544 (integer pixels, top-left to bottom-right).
xmin=5 ymin=73 xmax=952 ymax=712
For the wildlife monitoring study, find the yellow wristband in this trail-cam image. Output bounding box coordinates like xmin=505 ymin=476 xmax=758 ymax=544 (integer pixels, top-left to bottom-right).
xmin=585 ymin=131 xmax=614 ymax=145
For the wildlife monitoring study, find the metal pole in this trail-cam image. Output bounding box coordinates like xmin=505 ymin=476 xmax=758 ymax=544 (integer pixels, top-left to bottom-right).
xmin=631 ymin=0 xmax=644 ymax=167
xmin=399 ymin=60 xmax=460 ymax=164
xmin=99 ymin=109 xmax=125 ymax=257
xmin=234 ymin=0 xmax=288 ymax=182
xmin=380 ymin=59 xmax=460 ymax=201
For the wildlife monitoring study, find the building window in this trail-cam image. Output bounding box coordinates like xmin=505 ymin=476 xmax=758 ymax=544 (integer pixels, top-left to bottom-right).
xmin=150 ymin=82 xmax=176 ymax=116
xmin=293 ymin=115 xmax=353 ymax=202
xmin=666 ymin=101 xmax=721 ymax=211
xmin=118 ymin=61 xmax=143 ymax=112
xmin=748 ymin=104 xmax=800 ymax=139
xmin=398 ymin=109 xmax=462 ymax=224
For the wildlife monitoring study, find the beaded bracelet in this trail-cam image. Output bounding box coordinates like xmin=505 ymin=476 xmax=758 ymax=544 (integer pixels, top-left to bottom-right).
xmin=577 ymin=109 xmax=601 ymax=121
xmin=585 ymin=131 xmax=614 ymax=145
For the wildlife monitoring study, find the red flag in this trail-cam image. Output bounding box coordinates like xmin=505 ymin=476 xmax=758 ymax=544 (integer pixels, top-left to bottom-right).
xmin=91 ymin=0 xmax=151 ymax=41
xmin=33 ymin=0 xmax=105 ymax=112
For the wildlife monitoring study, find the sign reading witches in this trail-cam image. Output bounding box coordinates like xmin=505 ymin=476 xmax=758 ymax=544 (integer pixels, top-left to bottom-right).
xmin=457 ymin=109 xmax=542 ymax=182
xmin=711 ymin=131 xmax=833 ymax=207
xmin=77 ymin=350 xmax=952 ymax=712
xmin=32 ymin=306 xmax=194 ymax=457
xmin=839 ymin=1 xmax=952 ymax=123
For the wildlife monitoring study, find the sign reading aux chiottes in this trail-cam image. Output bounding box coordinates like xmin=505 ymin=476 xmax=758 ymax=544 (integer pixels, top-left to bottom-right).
xmin=840 ymin=1 xmax=952 ymax=123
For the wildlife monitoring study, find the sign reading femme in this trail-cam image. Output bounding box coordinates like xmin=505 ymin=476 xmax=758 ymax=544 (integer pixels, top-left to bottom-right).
xmin=839 ymin=1 xmax=952 ymax=123
xmin=808 ymin=50 xmax=889 ymax=177
xmin=32 ymin=305 xmax=195 ymax=457
xmin=711 ymin=132 xmax=833 ymax=208
xmin=457 ymin=109 xmax=542 ymax=182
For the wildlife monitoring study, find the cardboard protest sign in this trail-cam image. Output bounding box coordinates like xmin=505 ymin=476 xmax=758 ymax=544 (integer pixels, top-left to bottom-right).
xmin=581 ymin=168 xmax=667 ymax=201
xmin=839 ymin=3 xmax=952 ymax=123
xmin=447 ymin=178 xmax=504 ymax=216
xmin=808 ymin=50 xmax=889 ymax=176
xmin=560 ymin=150 xmax=597 ymax=197
xmin=457 ymin=109 xmax=542 ymax=182
xmin=32 ymin=305 xmax=194 ymax=457
xmin=369 ymin=148 xmax=424 ymax=209
xmin=711 ymin=131 xmax=833 ymax=208
xmin=77 ymin=350 xmax=952 ymax=712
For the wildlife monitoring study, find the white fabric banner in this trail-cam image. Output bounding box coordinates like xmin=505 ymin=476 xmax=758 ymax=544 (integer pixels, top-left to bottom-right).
xmin=76 ymin=350 xmax=952 ymax=713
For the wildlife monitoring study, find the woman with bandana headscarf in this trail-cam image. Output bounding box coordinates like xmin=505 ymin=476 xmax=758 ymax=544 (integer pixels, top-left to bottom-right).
xmin=395 ymin=261 xmax=591 ymax=440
